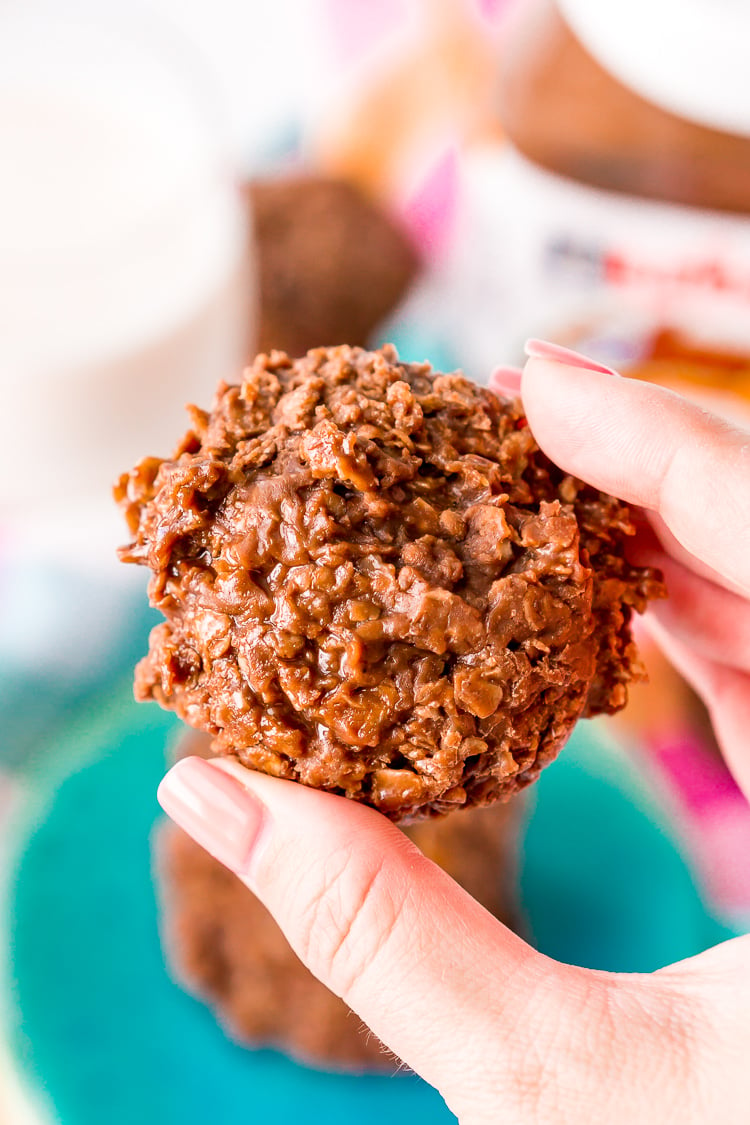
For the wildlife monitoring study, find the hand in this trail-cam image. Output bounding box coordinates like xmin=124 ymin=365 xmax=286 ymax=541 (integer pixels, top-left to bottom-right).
xmin=158 ymin=345 xmax=750 ymax=1124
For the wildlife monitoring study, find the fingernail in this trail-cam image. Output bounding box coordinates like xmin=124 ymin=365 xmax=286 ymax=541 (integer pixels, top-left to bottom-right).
xmin=489 ymin=365 xmax=523 ymax=394
xmin=524 ymin=339 xmax=618 ymax=376
xmin=157 ymin=756 xmax=264 ymax=872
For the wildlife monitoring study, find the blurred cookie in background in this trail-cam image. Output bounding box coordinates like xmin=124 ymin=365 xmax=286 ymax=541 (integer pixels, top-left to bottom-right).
xmin=248 ymin=175 xmax=419 ymax=357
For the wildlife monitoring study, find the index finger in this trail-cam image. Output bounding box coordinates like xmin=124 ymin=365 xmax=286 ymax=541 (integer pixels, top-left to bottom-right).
xmin=520 ymin=356 xmax=750 ymax=597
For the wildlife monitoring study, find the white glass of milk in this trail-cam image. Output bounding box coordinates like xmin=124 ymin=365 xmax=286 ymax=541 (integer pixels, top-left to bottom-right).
xmin=0 ymin=0 xmax=251 ymax=534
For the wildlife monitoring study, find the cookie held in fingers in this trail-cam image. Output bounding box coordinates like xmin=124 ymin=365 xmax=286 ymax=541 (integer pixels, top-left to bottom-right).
xmin=117 ymin=344 xmax=664 ymax=820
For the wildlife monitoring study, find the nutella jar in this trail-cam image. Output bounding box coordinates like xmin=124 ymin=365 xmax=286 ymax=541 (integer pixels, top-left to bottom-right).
xmin=452 ymin=0 xmax=750 ymax=400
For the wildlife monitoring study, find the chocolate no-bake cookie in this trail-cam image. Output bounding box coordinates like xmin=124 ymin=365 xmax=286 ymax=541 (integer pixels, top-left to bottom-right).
xmin=117 ymin=345 xmax=663 ymax=820
xmin=157 ymin=732 xmax=524 ymax=1071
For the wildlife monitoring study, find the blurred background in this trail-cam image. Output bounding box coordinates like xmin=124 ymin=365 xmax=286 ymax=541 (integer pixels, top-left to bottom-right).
xmin=2 ymin=0 xmax=750 ymax=1121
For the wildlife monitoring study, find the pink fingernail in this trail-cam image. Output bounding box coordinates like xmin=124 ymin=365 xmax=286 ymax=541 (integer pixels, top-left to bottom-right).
xmin=158 ymin=756 xmax=264 ymax=872
xmin=524 ymin=339 xmax=618 ymax=376
xmin=489 ymin=365 xmax=523 ymax=395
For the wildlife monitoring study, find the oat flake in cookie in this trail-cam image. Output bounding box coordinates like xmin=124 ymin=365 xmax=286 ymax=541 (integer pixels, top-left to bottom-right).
xmin=116 ymin=345 xmax=664 ymax=820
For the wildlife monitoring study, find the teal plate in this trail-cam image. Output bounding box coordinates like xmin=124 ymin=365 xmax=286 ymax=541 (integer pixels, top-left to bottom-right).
xmin=3 ymin=683 xmax=734 ymax=1125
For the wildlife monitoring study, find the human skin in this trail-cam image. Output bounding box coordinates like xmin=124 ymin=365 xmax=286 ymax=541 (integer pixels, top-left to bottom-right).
xmin=158 ymin=344 xmax=750 ymax=1124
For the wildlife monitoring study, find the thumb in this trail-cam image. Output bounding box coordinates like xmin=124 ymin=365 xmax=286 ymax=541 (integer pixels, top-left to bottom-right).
xmin=518 ymin=345 xmax=750 ymax=597
xmin=157 ymin=755 xmax=584 ymax=1120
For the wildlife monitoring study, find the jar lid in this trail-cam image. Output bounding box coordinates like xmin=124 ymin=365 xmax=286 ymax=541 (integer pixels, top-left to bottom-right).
xmin=558 ymin=0 xmax=750 ymax=138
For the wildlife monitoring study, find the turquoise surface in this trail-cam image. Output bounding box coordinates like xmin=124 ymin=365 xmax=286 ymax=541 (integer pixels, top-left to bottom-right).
xmin=5 ymin=685 xmax=733 ymax=1125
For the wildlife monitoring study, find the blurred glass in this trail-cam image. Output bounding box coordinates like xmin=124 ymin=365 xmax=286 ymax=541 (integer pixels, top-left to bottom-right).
xmin=0 ymin=0 xmax=251 ymax=528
